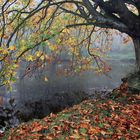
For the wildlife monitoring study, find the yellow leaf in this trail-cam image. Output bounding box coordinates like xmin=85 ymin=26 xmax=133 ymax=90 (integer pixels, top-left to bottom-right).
xmin=49 ymin=45 xmax=57 ymax=51
xmin=62 ymin=28 xmax=70 ymax=33
xmin=40 ymin=55 xmax=45 ymax=61
xmin=20 ymin=45 xmax=26 ymax=51
xmin=26 ymin=55 xmax=34 ymax=61
xmin=44 ymin=77 xmax=48 ymax=82
xmin=2 ymin=49 xmax=8 ymax=54
xmin=9 ymin=46 xmax=16 ymax=51
xmin=35 ymin=51 xmax=42 ymax=57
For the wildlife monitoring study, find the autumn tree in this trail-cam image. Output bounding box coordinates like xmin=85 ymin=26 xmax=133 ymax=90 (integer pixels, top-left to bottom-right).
xmin=58 ymin=0 xmax=140 ymax=70
xmin=0 ymin=0 xmax=138 ymax=86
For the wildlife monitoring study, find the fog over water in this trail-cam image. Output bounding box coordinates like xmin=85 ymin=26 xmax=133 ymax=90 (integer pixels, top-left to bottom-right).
xmin=0 ymin=34 xmax=135 ymax=111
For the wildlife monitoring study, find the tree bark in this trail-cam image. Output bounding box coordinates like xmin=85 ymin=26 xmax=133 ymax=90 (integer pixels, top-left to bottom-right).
xmin=133 ymin=38 xmax=140 ymax=71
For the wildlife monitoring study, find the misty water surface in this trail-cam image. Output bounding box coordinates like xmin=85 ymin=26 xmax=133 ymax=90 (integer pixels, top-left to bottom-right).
xmin=0 ymin=39 xmax=135 ymax=107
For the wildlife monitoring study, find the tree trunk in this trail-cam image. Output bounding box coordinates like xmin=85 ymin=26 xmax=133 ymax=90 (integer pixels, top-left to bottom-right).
xmin=132 ymin=38 xmax=140 ymax=71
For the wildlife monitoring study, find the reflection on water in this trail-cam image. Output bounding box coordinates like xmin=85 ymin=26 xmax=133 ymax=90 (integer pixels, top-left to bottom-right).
xmin=0 ymin=43 xmax=136 ymax=108
xmin=0 ymin=59 xmax=135 ymax=106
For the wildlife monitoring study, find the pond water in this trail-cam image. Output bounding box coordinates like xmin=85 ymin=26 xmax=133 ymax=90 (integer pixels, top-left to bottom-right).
xmin=0 ymin=42 xmax=136 ymax=124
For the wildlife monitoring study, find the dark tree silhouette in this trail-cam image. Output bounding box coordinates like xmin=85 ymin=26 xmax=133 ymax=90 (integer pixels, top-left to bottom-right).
xmin=58 ymin=0 xmax=140 ymax=70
